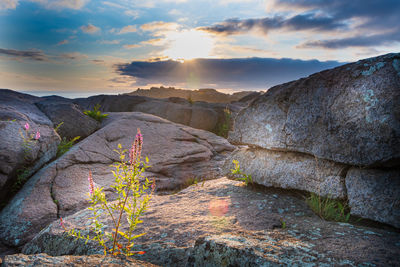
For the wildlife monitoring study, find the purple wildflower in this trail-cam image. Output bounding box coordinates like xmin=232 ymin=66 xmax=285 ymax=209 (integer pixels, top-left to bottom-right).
xmin=129 ymin=128 xmax=143 ymax=165
xmin=35 ymin=131 xmax=40 ymax=140
xmin=25 ymin=122 xmax=30 ymax=131
xmin=88 ymin=170 xmax=95 ymax=196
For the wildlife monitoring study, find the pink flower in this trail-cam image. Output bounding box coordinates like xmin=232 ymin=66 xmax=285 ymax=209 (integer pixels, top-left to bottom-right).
xmin=34 ymin=131 xmax=40 ymax=140
xmin=129 ymin=128 xmax=143 ymax=165
xmin=24 ymin=122 xmax=30 ymax=131
xmin=59 ymin=217 xmax=66 ymax=230
xmin=88 ymin=170 xmax=95 ymax=195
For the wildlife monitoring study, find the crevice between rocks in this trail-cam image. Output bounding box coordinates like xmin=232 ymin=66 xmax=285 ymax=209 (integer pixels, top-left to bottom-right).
xmin=50 ymin=165 xmax=61 ymax=219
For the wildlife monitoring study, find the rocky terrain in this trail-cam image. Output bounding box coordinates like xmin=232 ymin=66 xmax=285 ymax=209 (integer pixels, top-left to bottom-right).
xmin=125 ymin=86 xmax=260 ymax=104
xmin=0 ymin=53 xmax=399 ymax=266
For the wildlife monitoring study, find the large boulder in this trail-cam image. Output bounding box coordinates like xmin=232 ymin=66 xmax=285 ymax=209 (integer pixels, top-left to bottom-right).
xmin=230 ymin=53 xmax=400 ymax=167
xmin=226 ymin=53 xmax=400 ymax=228
xmin=0 ymin=90 xmax=60 ymax=204
xmin=346 ymin=168 xmax=400 ymax=228
xmin=35 ymin=98 xmax=99 ymax=140
xmin=0 ymin=112 xmax=234 ymax=249
xmin=23 ymin=178 xmax=400 ymax=267
xmin=223 ymin=147 xmax=348 ymax=198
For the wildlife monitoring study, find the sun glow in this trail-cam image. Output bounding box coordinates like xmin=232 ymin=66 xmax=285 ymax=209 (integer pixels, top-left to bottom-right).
xmin=164 ymin=29 xmax=214 ymax=61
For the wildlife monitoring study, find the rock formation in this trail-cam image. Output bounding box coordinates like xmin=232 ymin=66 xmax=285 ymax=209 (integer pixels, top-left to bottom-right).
xmin=226 ymin=53 xmax=400 ymax=228
xmin=0 ymin=112 xmax=234 ymax=249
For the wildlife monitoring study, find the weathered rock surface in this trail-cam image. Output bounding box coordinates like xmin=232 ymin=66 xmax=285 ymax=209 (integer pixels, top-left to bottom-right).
xmin=0 ymin=90 xmax=60 ymax=204
xmin=230 ymin=53 xmax=400 ymax=167
xmin=346 ymin=168 xmax=400 ymax=228
xmin=36 ymin=99 xmax=99 ymax=140
xmin=2 ymin=253 xmax=158 ymax=266
xmin=74 ymin=94 xmax=241 ymax=133
xmin=23 ymin=178 xmax=400 ymax=266
xmin=0 ymin=112 xmax=234 ymax=249
xmin=223 ymin=147 xmax=348 ymax=198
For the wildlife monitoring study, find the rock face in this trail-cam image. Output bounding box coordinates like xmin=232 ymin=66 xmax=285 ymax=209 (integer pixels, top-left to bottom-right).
xmin=2 ymin=253 xmax=158 ymax=266
xmin=0 ymin=112 xmax=234 ymax=249
xmin=23 ymin=178 xmax=400 ymax=267
xmin=0 ymin=90 xmax=60 ymax=204
xmin=230 ymin=53 xmax=400 ymax=167
xmin=223 ymin=147 xmax=348 ymax=198
xmin=74 ymin=95 xmax=241 ymax=133
xmin=227 ymin=53 xmax=400 ymax=228
xmin=346 ymin=168 xmax=400 ymax=228
xmin=36 ymin=98 xmax=99 ymax=140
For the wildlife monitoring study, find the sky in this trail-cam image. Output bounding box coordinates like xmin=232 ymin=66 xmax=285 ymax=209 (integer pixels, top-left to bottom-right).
xmin=0 ymin=0 xmax=399 ymax=96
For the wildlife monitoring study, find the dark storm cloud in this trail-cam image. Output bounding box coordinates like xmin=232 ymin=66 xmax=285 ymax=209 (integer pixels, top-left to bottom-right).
xmin=201 ymin=0 xmax=400 ymax=49
xmin=199 ymin=14 xmax=344 ymax=35
xmin=116 ymin=57 xmax=343 ymax=90
xmin=0 ymin=48 xmax=49 ymax=61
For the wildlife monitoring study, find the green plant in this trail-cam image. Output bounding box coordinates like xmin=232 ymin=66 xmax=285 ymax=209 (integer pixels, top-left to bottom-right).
xmin=306 ymin=192 xmax=350 ymax=222
xmin=60 ymin=129 xmax=155 ymax=256
xmin=280 ymin=219 xmax=286 ymax=229
xmin=57 ymin=136 xmax=80 ymax=158
xmin=84 ymin=104 xmax=108 ymax=122
xmin=54 ymin=122 xmax=64 ymax=133
xmin=19 ymin=122 xmax=40 ymax=161
xmin=187 ymin=96 xmax=194 ymax=105
xmin=230 ymin=160 xmax=253 ymax=186
xmin=12 ymin=167 xmax=30 ymax=193
xmin=215 ymin=108 xmax=231 ymax=138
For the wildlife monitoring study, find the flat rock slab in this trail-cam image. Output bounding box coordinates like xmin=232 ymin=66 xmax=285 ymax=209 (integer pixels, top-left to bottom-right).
xmin=0 ymin=112 xmax=234 ymax=248
xmin=2 ymin=253 xmax=158 ymax=266
xmin=230 ymin=53 xmax=400 ymax=167
xmin=23 ymin=178 xmax=400 ymax=266
xmin=223 ymin=147 xmax=348 ymax=198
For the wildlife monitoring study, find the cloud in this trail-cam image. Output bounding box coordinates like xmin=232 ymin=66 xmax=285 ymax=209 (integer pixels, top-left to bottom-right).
xmin=0 ymin=48 xmax=48 ymax=61
xmin=123 ymin=44 xmax=141 ymax=49
xmin=116 ymin=57 xmax=343 ymax=90
xmin=80 ymin=23 xmax=100 ymax=34
xmin=299 ymin=31 xmax=400 ymax=49
xmin=124 ymin=10 xmax=139 ymax=19
xmin=140 ymin=38 xmax=165 ymax=46
xmin=199 ymin=14 xmax=345 ymax=36
xmin=99 ymin=39 xmax=120 ymax=45
xmin=57 ymin=39 xmax=69 ymax=45
xmin=140 ymin=21 xmax=180 ymax=34
xmin=199 ymin=0 xmax=400 ymax=49
xmin=59 ymin=52 xmax=88 ymax=60
xmin=118 ymin=25 xmax=137 ymax=34
xmin=29 ymin=0 xmax=90 ymax=10
xmin=0 ymin=0 xmax=18 ymax=10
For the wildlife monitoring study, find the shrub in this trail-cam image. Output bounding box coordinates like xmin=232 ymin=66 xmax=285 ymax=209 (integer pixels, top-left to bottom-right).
xmin=57 ymin=136 xmax=80 ymax=158
xmin=60 ymin=129 xmax=155 ymax=256
xmin=230 ymin=160 xmax=253 ymax=186
xmin=306 ymin=193 xmax=350 ymax=222
xmin=84 ymin=104 xmax=108 ymax=122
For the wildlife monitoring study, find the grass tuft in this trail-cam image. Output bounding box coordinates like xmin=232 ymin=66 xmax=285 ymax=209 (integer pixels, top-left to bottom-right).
xmin=57 ymin=136 xmax=80 ymax=158
xmin=306 ymin=192 xmax=351 ymax=222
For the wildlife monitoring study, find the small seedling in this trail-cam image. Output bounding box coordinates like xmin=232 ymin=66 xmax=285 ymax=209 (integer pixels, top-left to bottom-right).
xmin=57 ymin=136 xmax=80 ymax=158
xmin=84 ymin=104 xmax=108 ymax=122
xmin=230 ymin=160 xmax=253 ymax=186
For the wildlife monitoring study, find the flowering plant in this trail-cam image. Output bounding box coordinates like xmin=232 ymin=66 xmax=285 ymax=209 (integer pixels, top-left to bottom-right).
xmin=19 ymin=122 xmax=40 ymax=161
xmin=60 ymin=128 xmax=155 ymax=256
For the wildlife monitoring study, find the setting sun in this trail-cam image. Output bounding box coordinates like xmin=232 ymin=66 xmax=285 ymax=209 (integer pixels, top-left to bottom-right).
xmin=164 ymin=29 xmax=214 ymax=61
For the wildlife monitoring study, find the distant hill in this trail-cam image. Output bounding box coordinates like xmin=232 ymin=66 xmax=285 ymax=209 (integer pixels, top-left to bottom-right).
xmin=125 ymin=86 xmax=260 ymax=103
